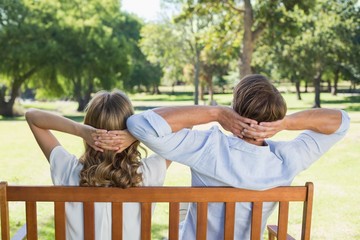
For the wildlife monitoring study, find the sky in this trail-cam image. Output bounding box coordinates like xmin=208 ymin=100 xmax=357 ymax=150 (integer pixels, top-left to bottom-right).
xmin=122 ymin=0 xmax=162 ymax=21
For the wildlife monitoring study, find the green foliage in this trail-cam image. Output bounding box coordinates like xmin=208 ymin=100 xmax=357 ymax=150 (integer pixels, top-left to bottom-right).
xmin=1 ymin=0 xmax=359 ymax=113
xmin=0 ymin=0 xmax=138 ymax=113
xmin=140 ymin=22 xmax=187 ymax=86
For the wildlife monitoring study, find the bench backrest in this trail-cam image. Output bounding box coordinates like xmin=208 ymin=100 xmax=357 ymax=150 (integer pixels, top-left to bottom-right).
xmin=0 ymin=181 xmax=313 ymax=240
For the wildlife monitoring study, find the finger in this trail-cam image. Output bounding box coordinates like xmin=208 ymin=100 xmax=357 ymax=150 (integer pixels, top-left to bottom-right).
xmin=95 ymin=141 xmax=119 ymax=151
xmin=242 ymin=129 xmax=264 ymax=138
xmin=91 ymin=145 xmax=104 ymax=152
xmin=93 ymin=134 xmax=124 ymax=141
xmin=251 ymin=124 xmax=276 ymax=133
xmin=259 ymin=122 xmax=275 ymax=127
xmin=238 ymin=116 xmax=258 ymax=126
xmin=107 ymin=130 xmax=127 ymax=136
xmin=96 ymin=139 xmax=122 ymax=145
xmin=236 ymin=132 xmax=244 ymax=139
xmin=95 ymin=129 xmax=108 ymax=134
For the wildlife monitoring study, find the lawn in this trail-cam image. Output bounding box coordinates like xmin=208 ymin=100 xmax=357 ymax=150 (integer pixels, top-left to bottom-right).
xmin=1 ymin=91 xmax=359 ymax=239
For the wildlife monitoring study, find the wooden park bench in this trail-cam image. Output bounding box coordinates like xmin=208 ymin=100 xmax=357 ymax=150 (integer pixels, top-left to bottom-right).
xmin=0 ymin=181 xmax=313 ymax=240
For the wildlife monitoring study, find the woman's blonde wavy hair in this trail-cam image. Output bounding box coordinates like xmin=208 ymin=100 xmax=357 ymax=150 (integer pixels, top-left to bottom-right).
xmin=79 ymin=90 xmax=143 ymax=188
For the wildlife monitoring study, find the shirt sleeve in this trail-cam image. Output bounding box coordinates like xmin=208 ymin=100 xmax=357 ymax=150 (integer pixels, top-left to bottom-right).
xmin=140 ymin=154 xmax=167 ymax=186
xmin=127 ymin=110 xmax=220 ymax=167
xmin=49 ymin=146 xmax=82 ymax=186
xmin=269 ymin=110 xmax=350 ymax=171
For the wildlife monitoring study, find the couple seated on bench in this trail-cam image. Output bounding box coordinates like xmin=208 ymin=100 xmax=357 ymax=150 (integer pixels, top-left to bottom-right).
xmin=25 ymin=74 xmax=349 ymax=240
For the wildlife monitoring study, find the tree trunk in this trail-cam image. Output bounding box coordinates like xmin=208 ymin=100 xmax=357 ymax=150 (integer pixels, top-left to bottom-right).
xmin=294 ymin=78 xmax=302 ymax=100
xmin=239 ymin=0 xmax=253 ymax=79
xmin=199 ymin=83 xmax=205 ymax=101
xmin=327 ymin=80 xmax=331 ymax=93
xmin=305 ymin=80 xmax=308 ymax=93
xmin=0 ymin=101 xmax=15 ymax=117
xmin=194 ymin=48 xmax=201 ymax=105
xmin=82 ymin=80 xmax=94 ymax=110
xmin=0 ymin=87 xmax=19 ymax=117
xmin=73 ymin=77 xmax=85 ymax=112
xmin=0 ymin=67 xmax=37 ymax=117
xmin=313 ymin=72 xmax=322 ymax=108
xmin=171 ymin=83 xmax=175 ymax=95
xmin=152 ymin=84 xmax=161 ymax=95
xmin=332 ymin=68 xmax=339 ymax=96
xmin=205 ymin=73 xmax=214 ymax=104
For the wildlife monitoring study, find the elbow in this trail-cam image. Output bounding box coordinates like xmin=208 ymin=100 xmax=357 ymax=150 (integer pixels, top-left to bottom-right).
xmin=126 ymin=114 xmax=158 ymax=144
xmin=126 ymin=115 xmax=144 ymax=140
xmin=25 ymin=108 xmax=37 ymax=123
xmin=322 ymin=110 xmax=347 ymax=135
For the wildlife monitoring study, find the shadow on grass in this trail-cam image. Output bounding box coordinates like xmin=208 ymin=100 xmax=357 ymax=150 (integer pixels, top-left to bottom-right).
xmin=321 ymin=95 xmax=360 ymax=104
xmin=63 ymin=115 xmax=84 ymax=122
xmin=134 ymin=106 xmax=158 ymax=111
xmin=131 ymin=93 xmax=194 ymax=102
xmin=0 ymin=117 xmax=25 ymax=121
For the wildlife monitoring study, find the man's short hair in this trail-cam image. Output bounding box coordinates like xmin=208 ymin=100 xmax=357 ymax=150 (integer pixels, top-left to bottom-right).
xmin=232 ymin=74 xmax=287 ymax=122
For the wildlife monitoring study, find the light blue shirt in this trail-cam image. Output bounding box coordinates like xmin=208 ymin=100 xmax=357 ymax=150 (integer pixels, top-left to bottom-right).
xmin=127 ymin=110 xmax=350 ymax=240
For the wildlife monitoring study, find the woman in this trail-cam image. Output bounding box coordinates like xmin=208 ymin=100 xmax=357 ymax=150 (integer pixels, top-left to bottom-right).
xmin=25 ymin=90 xmax=170 ymax=240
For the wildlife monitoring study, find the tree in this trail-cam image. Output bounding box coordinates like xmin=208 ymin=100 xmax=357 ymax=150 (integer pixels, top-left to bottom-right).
xmin=170 ymin=0 xmax=314 ymax=79
xmin=254 ymin=0 xmax=359 ymax=107
xmin=0 ymin=0 xmax=57 ymax=117
xmin=51 ymin=0 xmax=131 ymax=111
xmin=140 ymin=22 xmax=187 ymax=93
xmin=0 ymin=0 xmax=134 ymax=114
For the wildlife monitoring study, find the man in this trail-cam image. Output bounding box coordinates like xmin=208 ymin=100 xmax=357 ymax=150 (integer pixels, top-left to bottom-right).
xmin=99 ymin=74 xmax=350 ymax=239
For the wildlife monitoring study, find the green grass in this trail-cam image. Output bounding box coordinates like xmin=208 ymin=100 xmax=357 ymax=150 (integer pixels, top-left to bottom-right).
xmin=1 ymin=91 xmax=359 ymax=239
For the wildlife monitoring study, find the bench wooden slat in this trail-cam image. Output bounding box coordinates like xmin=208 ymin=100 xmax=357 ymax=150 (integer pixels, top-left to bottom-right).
xmin=83 ymin=202 xmax=95 ymax=240
xmin=141 ymin=202 xmax=152 ymax=240
xmin=278 ymin=201 xmax=290 ymax=240
xmin=26 ymin=201 xmax=38 ymax=240
xmin=54 ymin=202 xmax=66 ymax=240
xmin=0 ymin=182 xmax=10 ymax=240
xmin=5 ymin=186 xmax=308 ymax=202
xmin=168 ymin=202 xmax=179 ymax=240
xmin=224 ymin=202 xmax=235 ymax=239
xmin=112 ymin=202 xmax=123 ymax=240
xmin=301 ymin=182 xmax=314 ymax=240
xmin=267 ymin=225 xmax=295 ymax=240
xmin=251 ymin=202 xmax=263 ymax=240
xmin=196 ymin=202 xmax=208 ymax=240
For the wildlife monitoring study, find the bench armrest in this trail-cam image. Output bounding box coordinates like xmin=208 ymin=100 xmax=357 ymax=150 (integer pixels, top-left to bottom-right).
xmin=267 ymin=225 xmax=295 ymax=240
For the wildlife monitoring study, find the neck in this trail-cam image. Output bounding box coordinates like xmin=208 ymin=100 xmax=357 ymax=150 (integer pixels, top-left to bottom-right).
xmin=243 ymin=137 xmax=266 ymax=146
